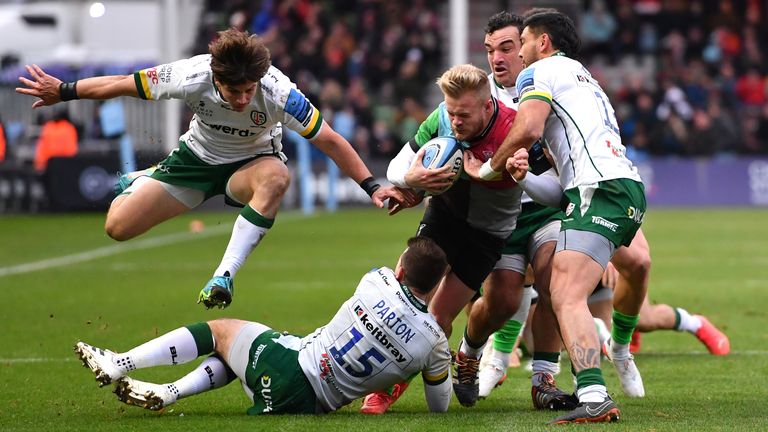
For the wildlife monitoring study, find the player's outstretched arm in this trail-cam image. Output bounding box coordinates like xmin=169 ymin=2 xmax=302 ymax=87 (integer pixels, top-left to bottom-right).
xmin=16 ymin=64 xmax=138 ymax=109
xmin=310 ymin=122 xmax=400 ymax=208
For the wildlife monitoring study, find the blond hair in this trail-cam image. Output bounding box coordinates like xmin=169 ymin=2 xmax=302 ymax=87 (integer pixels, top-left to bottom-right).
xmin=436 ymin=64 xmax=490 ymax=100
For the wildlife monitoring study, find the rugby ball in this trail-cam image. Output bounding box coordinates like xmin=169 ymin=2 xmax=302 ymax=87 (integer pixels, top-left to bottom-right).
xmin=421 ymin=136 xmax=464 ymax=183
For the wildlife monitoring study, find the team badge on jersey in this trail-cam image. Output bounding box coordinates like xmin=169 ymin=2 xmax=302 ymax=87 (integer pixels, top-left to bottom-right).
xmin=251 ymin=110 xmax=267 ymax=126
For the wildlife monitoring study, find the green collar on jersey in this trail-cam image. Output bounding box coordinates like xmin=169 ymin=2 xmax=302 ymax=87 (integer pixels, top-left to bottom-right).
xmin=400 ymin=283 xmax=428 ymax=313
xmin=493 ymin=76 xmax=505 ymax=89
xmin=553 ymin=51 xmax=566 ymax=57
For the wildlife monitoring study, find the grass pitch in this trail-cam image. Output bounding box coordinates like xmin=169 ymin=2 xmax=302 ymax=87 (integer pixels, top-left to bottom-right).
xmin=0 ymin=207 xmax=766 ymax=431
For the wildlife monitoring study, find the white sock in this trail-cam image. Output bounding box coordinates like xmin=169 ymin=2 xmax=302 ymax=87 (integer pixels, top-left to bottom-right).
xmin=460 ymin=337 xmax=486 ymax=359
xmin=510 ymin=285 xmax=534 ymax=322
xmin=610 ymin=341 xmax=631 ymax=360
xmin=577 ymin=384 xmax=608 ymax=403
xmin=171 ymin=355 xmax=234 ymax=400
xmin=531 ymin=361 xmax=560 ymax=380
xmin=118 ymin=327 xmax=203 ymax=370
xmin=676 ymin=308 xmax=702 ymax=333
xmin=214 ymin=214 xmax=269 ymax=278
xmin=490 ymin=347 xmax=511 ymax=367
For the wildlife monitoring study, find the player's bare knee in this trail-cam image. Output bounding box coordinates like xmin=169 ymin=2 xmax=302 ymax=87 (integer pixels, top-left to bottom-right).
xmin=268 ymin=170 xmax=291 ymax=194
xmin=104 ymin=218 xmax=135 ymax=241
xmin=621 ymin=252 xmax=652 ymax=279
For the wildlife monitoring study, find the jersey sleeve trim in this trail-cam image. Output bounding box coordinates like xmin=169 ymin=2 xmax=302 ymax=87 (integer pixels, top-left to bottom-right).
xmin=520 ymin=90 xmax=552 ymax=104
xmin=300 ymin=108 xmax=323 ymax=139
xmin=133 ymin=71 xmax=152 ymax=100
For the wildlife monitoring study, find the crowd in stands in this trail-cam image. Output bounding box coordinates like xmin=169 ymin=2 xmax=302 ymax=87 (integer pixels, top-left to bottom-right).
xmin=194 ymin=0 xmax=767 ymax=160
xmin=1 ymin=0 xmax=767 ymax=165
xmin=193 ymin=0 xmax=444 ymax=161
xmin=576 ymin=0 xmax=768 ymax=158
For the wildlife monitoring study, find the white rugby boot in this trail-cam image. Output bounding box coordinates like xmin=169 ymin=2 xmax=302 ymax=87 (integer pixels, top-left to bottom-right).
xmin=114 ymin=377 xmax=179 ymax=411
xmin=605 ymin=340 xmax=645 ymax=397
xmin=74 ymin=342 xmax=128 ymax=387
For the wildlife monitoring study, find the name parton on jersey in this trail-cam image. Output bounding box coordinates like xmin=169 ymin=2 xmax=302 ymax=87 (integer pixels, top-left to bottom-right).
xmin=355 ymin=304 xmax=410 ymax=363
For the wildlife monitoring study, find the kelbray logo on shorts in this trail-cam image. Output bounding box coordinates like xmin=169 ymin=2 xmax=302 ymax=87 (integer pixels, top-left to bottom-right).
xmin=251 ymin=343 xmax=267 ymax=370
xmin=591 ymin=216 xmax=618 ymax=232
xmin=260 ymin=375 xmax=273 ymax=413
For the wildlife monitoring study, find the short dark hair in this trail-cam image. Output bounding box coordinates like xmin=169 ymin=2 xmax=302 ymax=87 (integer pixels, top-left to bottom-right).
xmin=400 ymin=237 xmax=448 ymax=294
xmin=485 ymin=11 xmax=524 ymax=35
xmin=523 ymin=11 xmax=581 ymax=58
xmin=208 ymin=28 xmax=271 ymax=86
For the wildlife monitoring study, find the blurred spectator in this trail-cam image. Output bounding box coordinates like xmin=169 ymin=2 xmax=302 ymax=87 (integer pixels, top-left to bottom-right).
xmin=0 ymin=115 xmax=6 ymax=162
xmin=34 ymin=110 xmax=78 ymax=172
xmin=735 ymin=66 xmax=767 ymax=109
xmin=580 ymin=0 xmax=617 ymax=62
xmin=756 ymin=104 xmax=768 ymax=153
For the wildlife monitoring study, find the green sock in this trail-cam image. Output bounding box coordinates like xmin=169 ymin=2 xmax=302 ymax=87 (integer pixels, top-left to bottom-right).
xmin=611 ymin=310 xmax=639 ymax=345
xmin=575 ymin=368 xmax=605 ymax=390
xmin=185 ymin=322 xmax=214 ymax=356
xmin=492 ymin=320 xmax=523 ymax=353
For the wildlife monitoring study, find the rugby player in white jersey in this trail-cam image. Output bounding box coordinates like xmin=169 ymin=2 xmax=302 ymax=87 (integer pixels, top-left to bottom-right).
xmin=481 ymin=10 xmax=729 ymax=409
xmin=464 ymin=10 xmax=649 ymax=424
xmin=16 ymin=29 xmax=406 ymax=309
xmin=475 ymin=11 xmax=573 ymax=408
xmin=74 ymin=237 xmax=452 ymax=414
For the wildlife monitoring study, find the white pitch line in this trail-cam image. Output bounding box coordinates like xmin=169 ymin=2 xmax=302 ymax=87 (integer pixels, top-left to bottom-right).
xmin=3 ymin=351 xmax=767 ymax=363
xmin=0 ymin=226 xmax=238 ymax=277
xmin=0 ymin=213 xmax=313 ymax=278
xmin=0 ymin=224 xmax=231 ymax=278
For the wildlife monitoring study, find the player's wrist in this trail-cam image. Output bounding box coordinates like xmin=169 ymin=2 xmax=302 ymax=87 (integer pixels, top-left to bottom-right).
xmin=59 ymin=81 xmax=79 ymax=101
xmin=512 ymin=173 xmax=527 ymax=186
xmin=479 ymin=159 xmax=501 ymax=181
xmin=359 ymin=176 xmax=381 ymax=197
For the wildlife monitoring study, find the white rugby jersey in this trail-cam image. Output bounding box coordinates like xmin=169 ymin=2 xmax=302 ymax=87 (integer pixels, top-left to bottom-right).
xmin=298 ymin=267 xmax=451 ymax=413
xmin=489 ymin=73 xmax=558 ymax=205
xmin=515 ymin=54 xmax=641 ymax=190
xmin=133 ymin=55 xmax=324 ymax=164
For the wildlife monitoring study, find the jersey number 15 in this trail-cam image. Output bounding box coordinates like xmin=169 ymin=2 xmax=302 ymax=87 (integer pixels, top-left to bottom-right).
xmin=330 ymin=327 xmax=386 ymax=378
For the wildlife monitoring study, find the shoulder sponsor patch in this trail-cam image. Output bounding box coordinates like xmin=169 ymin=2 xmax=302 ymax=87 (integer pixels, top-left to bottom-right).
xmin=516 ymin=67 xmax=535 ymax=93
xmin=285 ymin=88 xmax=311 ymax=122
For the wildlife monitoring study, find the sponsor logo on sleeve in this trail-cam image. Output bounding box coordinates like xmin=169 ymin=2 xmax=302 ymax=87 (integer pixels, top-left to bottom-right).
xmin=146 ymin=67 xmax=159 ymax=85
xmin=285 ymin=88 xmax=311 ymax=122
xmin=517 ymin=68 xmax=535 ymax=96
xmin=158 ymin=65 xmax=173 ymax=83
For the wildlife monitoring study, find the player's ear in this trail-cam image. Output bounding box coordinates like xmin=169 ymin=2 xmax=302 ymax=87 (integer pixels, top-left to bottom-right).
xmin=394 ymin=263 xmax=406 ymax=281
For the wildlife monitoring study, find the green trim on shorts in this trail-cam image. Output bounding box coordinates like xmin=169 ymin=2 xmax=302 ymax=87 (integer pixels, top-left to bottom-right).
xmin=502 ymin=202 xmax=562 ymax=255
xmin=560 ymin=178 xmax=646 ymax=247
xmin=243 ymin=330 xmax=317 ymax=415
xmin=151 ymin=141 xmax=277 ymax=203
